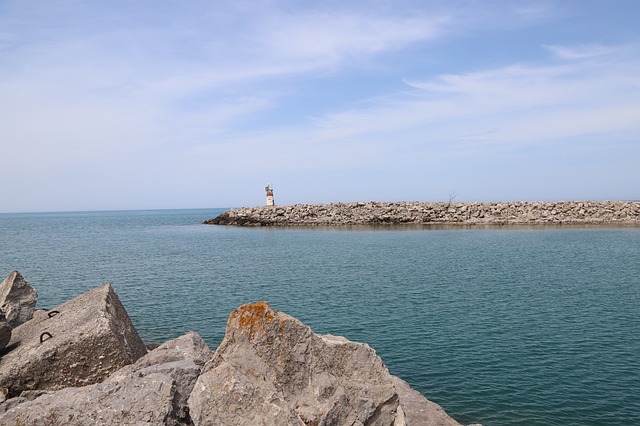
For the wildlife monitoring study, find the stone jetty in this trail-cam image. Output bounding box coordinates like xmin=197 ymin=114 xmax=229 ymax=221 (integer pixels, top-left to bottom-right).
xmin=0 ymin=271 xmax=473 ymax=425
xmin=205 ymin=200 xmax=640 ymax=226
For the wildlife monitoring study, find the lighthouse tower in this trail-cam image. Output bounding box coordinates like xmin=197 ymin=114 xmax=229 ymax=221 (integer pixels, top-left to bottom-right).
xmin=265 ymin=183 xmax=275 ymax=206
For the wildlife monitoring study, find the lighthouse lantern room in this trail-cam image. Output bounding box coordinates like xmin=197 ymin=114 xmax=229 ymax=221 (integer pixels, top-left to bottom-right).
xmin=265 ymin=184 xmax=275 ymax=206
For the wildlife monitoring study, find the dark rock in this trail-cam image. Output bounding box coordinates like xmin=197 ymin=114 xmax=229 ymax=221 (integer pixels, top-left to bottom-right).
xmin=145 ymin=342 xmax=161 ymax=351
xmin=0 ymin=271 xmax=37 ymax=328
xmin=0 ymin=310 xmax=11 ymax=353
xmin=0 ymin=284 xmax=147 ymax=398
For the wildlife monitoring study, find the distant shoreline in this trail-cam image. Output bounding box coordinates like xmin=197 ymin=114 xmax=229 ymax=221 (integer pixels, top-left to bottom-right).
xmin=204 ymin=201 xmax=640 ymax=227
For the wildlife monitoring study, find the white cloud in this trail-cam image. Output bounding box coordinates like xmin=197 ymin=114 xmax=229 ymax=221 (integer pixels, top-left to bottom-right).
xmin=261 ymin=12 xmax=447 ymax=66
xmin=89 ymin=38 xmax=640 ymax=181
xmin=315 ymin=46 xmax=640 ymax=150
xmin=174 ymin=41 xmax=640 ymax=202
xmin=544 ymin=44 xmax=623 ymax=60
xmin=0 ymin=2 xmax=449 ymax=132
xmin=1 ymin=1 xmax=639 ymax=210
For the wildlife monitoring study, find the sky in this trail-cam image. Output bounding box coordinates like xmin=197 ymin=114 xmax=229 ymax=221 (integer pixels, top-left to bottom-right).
xmin=1 ymin=0 xmax=639 ymax=212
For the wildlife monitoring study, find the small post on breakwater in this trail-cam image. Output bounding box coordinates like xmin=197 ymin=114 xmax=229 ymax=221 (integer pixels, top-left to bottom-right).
xmin=265 ymin=183 xmax=275 ymax=206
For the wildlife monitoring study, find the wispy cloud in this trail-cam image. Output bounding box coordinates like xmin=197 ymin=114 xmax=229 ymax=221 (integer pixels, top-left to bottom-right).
xmin=189 ymin=42 xmax=640 ymax=166
xmin=189 ymin=40 xmax=640 ymax=199
xmin=544 ymin=44 xmax=624 ymax=60
xmin=261 ymin=12 xmax=447 ymax=65
xmin=352 ymin=46 xmax=640 ymax=145
xmin=0 ymin=1 xmax=449 ymax=139
xmin=1 ymin=1 xmax=639 ymax=210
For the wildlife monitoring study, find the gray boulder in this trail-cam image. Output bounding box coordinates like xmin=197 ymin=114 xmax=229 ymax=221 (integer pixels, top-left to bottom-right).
xmin=0 ymin=284 xmax=147 ymax=398
xmin=107 ymin=330 xmax=213 ymax=422
xmin=189 ymin=302 xmax=402 ymax=425
xmin=0 ymin=310 xmax=11 ymax=352
xmin=0 ymin=271 xmax=37 ymax=328
xmin=0 ymin=332 xmax=212 ymax=425
xmin=0 ymin=373 xmax=178 ymax=425
xmin=392 ymin=376 xmax=462 ymax=426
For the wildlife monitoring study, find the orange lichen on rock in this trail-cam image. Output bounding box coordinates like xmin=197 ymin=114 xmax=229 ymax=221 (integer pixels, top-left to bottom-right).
xmin=229 ymin=302 xmax=277 ymax=338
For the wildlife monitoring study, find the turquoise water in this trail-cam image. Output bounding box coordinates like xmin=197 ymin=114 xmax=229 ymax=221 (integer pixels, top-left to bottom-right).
xmin=1 ymin=209 xmax=639 ymax=425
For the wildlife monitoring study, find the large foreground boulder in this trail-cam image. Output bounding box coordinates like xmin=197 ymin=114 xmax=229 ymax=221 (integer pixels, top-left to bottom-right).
xmin=188 ymin=302 xmax=462 ymax=426
xmin=0 ymin=332 xmax=212 ymax=425
xmin=0 ymin=284 xmax=147 ymax=398
xmin=0 ymin=271 xmax=37 ymax=328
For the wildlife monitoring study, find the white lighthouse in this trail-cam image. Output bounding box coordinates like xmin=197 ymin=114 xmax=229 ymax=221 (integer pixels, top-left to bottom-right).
xmin=265 ymin=183 xmax=275 ymax=206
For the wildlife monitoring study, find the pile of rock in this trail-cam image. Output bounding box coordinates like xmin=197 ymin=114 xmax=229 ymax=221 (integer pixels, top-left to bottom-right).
xmin=0 ymin=271 xmax=471 ymax=425
xmin=205 ymin=201 xmax=640 ymax=226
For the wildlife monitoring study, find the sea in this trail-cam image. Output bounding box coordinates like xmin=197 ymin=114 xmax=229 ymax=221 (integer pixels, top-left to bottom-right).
xmin=0 ymin=208 xmax=638 ymax=426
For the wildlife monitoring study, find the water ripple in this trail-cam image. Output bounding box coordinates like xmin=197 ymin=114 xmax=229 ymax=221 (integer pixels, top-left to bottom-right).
xmin=1 ymin=211 xmax=639 ymax=425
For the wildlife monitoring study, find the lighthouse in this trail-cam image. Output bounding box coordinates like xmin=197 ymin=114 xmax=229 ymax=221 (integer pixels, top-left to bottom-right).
xmin=265 ymin=183 xmax=275 ymax=206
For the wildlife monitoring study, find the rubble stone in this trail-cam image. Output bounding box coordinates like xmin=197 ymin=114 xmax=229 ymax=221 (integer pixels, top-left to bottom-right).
xmin=205 ymin=201 xmax=640 ymax=226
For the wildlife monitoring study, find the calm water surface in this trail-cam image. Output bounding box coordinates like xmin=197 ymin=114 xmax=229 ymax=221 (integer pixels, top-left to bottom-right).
xmin=1 ymin=209 xmax=639 ymax=426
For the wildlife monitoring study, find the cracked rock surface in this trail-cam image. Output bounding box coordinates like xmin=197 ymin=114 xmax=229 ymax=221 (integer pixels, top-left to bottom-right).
xmin=188 ymin=301 xmax=461 ymax=426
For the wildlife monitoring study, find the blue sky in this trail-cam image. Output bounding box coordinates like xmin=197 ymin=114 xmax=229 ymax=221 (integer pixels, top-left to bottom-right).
xmin=1 ymin=0 xmax=639 ymax=212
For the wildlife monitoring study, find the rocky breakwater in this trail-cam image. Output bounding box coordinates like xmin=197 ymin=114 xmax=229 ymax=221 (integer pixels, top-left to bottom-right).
xmin=0 ymin=270 xmax=474 ymax=425
xmin=205 ymin=200 xmax=640 ymax=226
